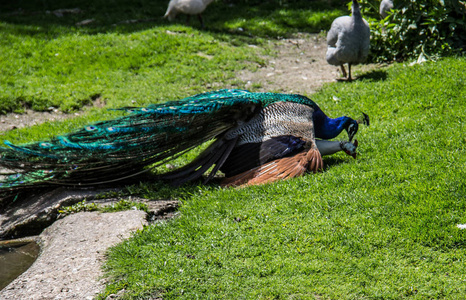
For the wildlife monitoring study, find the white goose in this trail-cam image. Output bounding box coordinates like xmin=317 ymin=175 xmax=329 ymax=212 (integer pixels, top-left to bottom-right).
xmin=379 ymin=0 xmax=394 ymax=18
xmin=164 ymin=0 xmax=215 ymax=28
xmin=326 ymin=0 xmax=370 ymax=81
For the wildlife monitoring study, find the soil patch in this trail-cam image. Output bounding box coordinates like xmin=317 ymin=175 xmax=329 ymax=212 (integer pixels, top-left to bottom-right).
xmin=240 ymin=33 xmax=341 ymax=95
xmin=0 ymin=96 xmax=105 ymax=132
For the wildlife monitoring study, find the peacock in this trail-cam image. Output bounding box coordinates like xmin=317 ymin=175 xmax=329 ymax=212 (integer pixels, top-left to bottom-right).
xmin=164 ymin=0 xmax=214 ymax=28
xmin=0 ymin=89 xmax=368 ymax=203
xmin=326 ymin=0 xmax=370 ymax=81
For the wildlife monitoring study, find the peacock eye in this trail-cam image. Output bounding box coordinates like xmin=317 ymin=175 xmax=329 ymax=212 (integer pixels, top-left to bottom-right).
xmin=40 ymin=142 xmax=53 ymax=148
xmin=85 ymin=126 xmax=97 ymax=131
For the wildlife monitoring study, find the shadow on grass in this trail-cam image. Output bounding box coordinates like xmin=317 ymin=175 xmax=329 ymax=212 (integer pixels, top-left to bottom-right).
xmin=321 ymin=156 xmax=352 ymax=171
xmin=358 ymin=69 xmax=388 ymax=82
xmin=0 ymin=0 xmax=345 ymax=38
xmin=123 ymin=177 xmax=211 ymax=201
xmin=122 ymin=155 xmax=352 ymax=199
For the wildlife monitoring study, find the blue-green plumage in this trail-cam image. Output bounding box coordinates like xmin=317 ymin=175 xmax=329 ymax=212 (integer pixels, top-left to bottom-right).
xmin=119 ymin=89 xmax=318 ymax=114
xmin=0 ymin=89 xmax=366 ymax=201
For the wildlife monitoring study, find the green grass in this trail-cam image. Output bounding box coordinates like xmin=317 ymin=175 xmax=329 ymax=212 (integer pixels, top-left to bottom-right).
xmin=97 ymin=57 xmax=466 ymax=299
xmin=0 ymin=23 xmax=260 ymax=114
xmin=0 ymin=0 xmax=343 ymax=115
xmin=58 ymin=199 xmax=150 ymax=216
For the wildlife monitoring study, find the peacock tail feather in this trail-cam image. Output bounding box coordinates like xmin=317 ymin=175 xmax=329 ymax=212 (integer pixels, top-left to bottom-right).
xmin=0 ymin=89 xmax=321 ymax=201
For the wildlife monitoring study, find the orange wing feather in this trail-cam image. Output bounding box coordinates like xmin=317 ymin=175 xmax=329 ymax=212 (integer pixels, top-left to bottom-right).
xmin=221 ymin=148 xmax=323 ymax=187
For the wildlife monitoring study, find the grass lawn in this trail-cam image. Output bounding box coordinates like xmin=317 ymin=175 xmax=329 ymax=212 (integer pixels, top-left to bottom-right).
xmin=0 ymin=0 xmax=343 ymax=115
xmin=99 ymin=57 xmax=466 ymax=299
xmin=1 ymin=0 xmax=466 ymax=299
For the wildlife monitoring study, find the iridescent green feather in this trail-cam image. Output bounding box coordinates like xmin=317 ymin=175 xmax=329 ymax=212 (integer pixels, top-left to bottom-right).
xmin=0 ymin=89 xmax=319 ymax=200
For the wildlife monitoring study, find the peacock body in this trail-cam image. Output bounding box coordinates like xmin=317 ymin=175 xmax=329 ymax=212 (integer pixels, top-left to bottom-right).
xmin=0 ymin=89 xmax=366 ymax=202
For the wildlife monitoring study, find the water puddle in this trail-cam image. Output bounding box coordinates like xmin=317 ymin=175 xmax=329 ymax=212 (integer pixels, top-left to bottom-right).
xmin=0 ymin=241 xmax=40 ymax=290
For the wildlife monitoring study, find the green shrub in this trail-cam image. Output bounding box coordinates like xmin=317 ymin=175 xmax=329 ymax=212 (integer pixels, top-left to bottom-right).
xmin=359 ymin=0 xmax=466 ymax=62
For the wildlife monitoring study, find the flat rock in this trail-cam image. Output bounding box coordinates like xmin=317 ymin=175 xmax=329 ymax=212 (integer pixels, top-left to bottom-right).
xmin=0 ymin=210 xmax=147 ymax=299
xmin=0 ymin=187 xmax=114 ymax=239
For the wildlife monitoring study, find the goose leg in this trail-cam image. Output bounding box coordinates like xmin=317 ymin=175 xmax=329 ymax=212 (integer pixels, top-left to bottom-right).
xmin=348 ymin=64 xmax=352 ymax=81
xmin=340 ymin=65 xmax=347 ymax=79
xmin=198 ymin=14 xmax=204 ymax=28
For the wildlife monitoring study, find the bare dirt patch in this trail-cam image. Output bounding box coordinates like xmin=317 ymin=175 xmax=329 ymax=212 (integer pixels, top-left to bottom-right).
xmin=0 ymin=96 xmax=106 ymax=133
xmin=241 ymin=33 xmax=341 ymax=95
xmin=0 ymin=109 xmax=72 ymax=132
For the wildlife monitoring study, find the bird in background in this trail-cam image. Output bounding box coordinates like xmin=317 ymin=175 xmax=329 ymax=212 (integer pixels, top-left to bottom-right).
xmin=164 ymin=0 xmax=214 ymax=28
xmin=379 ymin=0 xmax=394 ymax=18
xmin=326 ymin=0 xmax=370 ymax=81
xmin=0 ymin=89 xmax=368 ymax=203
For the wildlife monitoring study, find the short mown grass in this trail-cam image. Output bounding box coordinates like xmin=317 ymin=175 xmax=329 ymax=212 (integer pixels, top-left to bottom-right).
xmin=0 ymin=0 xmax=343 ymax=115
xmin=0 ymin=22 xmax=260 ymax=114
xmin=99 ymin=58 xmax=466 ymax=299
xmin=2 ymin=0 xmax=466 ymax=299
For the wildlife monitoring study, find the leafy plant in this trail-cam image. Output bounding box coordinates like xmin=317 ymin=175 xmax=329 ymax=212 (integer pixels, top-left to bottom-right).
xmin=359 ymin=0 xmax=466 ymax=62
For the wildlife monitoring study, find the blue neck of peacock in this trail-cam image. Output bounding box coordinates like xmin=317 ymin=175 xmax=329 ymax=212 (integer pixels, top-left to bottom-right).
xmin=313 ymin=109 xmax=350 ymax=140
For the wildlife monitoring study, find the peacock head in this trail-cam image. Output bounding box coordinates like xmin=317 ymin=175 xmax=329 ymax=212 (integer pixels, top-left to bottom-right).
xmin=345 ymin=112 xmax=369 ymax=141
xmin=346 ymin=120 xmax=358 ymax=142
